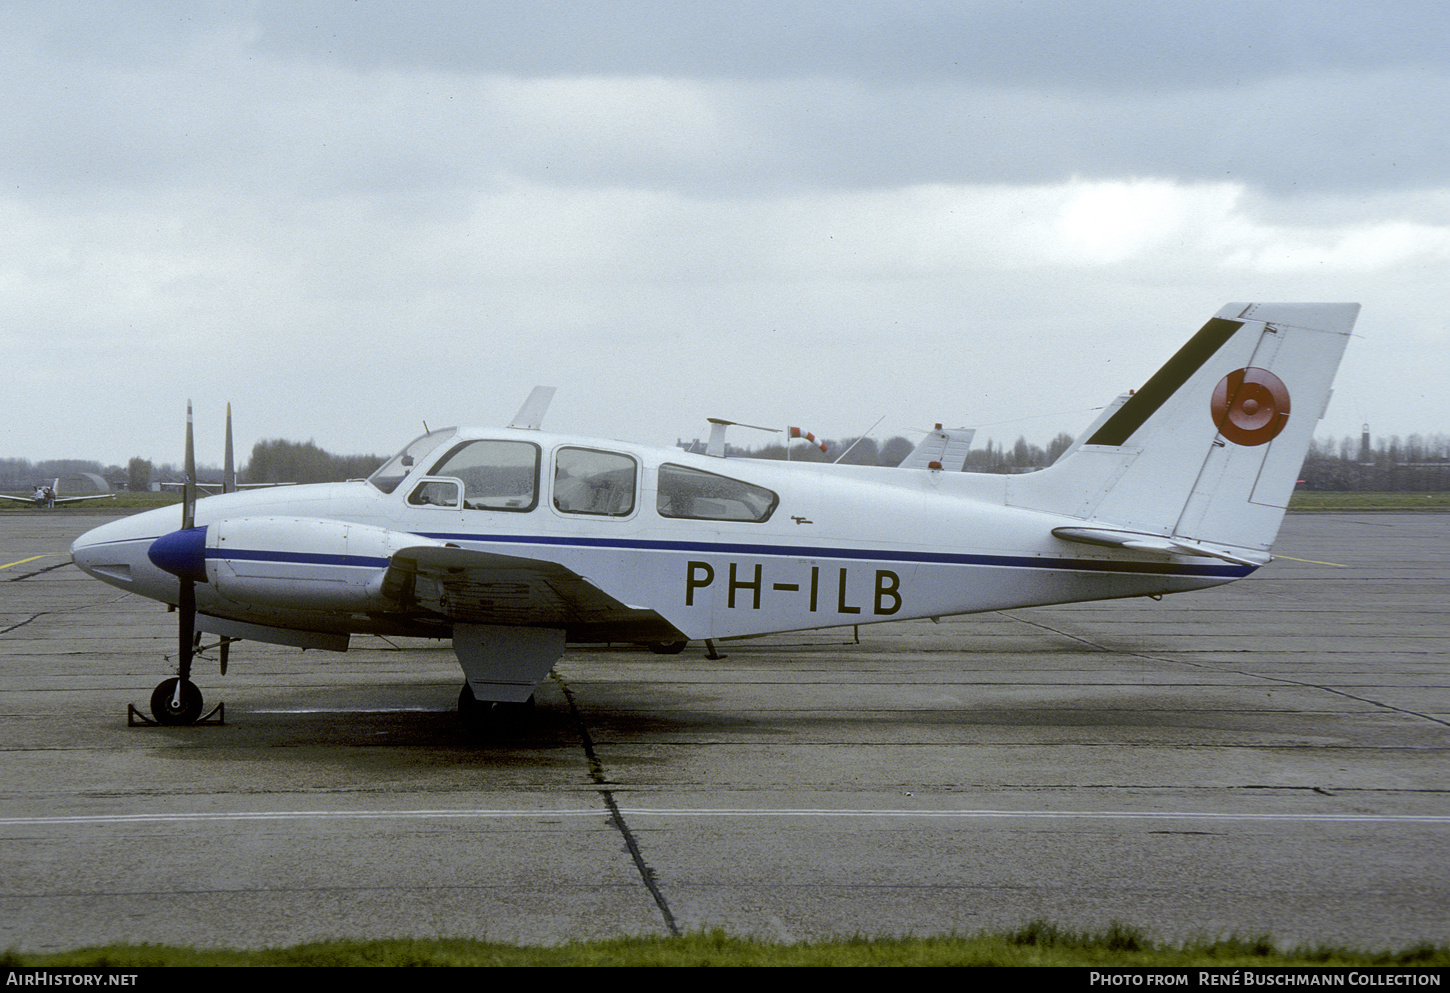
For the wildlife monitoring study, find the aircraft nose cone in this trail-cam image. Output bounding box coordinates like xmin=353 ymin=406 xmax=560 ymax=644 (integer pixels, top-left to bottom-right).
xmin=147 ymin=527 xmax=208 ymax=582
xmin=69 ymin=532 xmax=103 ymax=575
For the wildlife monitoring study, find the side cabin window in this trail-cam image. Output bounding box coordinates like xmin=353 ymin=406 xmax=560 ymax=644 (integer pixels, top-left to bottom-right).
xmin=656 ymin=463 xmax=778 ymax=522
xmin=554 ymin=448 xmax=637 ymax=516
xmin=368 ymin=428 xmax=456 ymax=494
xmin=428 ymin=440 xmax=540 ymax=512
xmin=407 ymin=478 xmax=463 ymax=509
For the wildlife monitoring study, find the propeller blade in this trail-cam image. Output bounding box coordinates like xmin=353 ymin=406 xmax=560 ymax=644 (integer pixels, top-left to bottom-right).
xmin=177 ymin=571 xmax=195 ymax=685
xmin=182 ymin=399 xmax=197 ymax=531
xmin=178 ymin=399 xmax=198 ymax=689
xmin=223 ymin=402 xmax=236 ymax=494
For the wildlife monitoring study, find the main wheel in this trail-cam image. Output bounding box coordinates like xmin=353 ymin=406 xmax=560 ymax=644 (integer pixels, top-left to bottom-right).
xmin=150 ymin=677 xmax=204 ymax=725
xmin=647 ymin=640 xmax=687 ymax=655
xmin=458 ymin=683 xmax=535 ymax=736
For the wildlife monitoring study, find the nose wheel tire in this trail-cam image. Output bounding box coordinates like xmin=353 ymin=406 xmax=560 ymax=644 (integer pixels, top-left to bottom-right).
xmin=150 ymin=677 xmax=204 ymax=725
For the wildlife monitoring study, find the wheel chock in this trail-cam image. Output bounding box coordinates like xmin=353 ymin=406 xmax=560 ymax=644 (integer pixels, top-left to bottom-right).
xmin=127 ymin=701 xmax=225 ymax=726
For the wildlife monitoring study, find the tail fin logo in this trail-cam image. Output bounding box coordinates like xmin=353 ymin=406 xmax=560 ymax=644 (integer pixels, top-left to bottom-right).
xmin=1211 ymin=367 xmax=1291 ymax=446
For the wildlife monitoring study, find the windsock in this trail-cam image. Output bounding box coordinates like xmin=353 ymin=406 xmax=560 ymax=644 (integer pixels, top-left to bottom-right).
xmin=788 ymin=426 xmax=827 ymax=452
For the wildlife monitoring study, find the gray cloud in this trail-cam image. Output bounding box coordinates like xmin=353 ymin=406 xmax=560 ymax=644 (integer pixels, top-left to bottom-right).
xmin=23 ymin=1 xmax=1450 ymax=86
xmin=3 ymin=2 xmax=1447 ymax=464
xmin=6 ymin=46 xmax=1450 ymax=200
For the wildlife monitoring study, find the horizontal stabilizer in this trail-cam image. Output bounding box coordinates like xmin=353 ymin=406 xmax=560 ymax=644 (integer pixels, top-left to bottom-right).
xmin=1052 ymin=526 xmax=1269 ymax=567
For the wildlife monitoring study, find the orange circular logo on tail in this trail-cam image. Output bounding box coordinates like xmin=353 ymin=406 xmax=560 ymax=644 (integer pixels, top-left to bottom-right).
xmin=1211 ymin=368 xmax=1290 ymax=446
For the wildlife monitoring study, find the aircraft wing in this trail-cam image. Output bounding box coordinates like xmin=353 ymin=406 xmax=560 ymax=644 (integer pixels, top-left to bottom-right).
xmin=382 ymin=544 xmax=661 ymax=631
xmin=53 ymin=494 xmax=116 ymax=504
xmin=160 ymin=481 xmax=293 ymax=492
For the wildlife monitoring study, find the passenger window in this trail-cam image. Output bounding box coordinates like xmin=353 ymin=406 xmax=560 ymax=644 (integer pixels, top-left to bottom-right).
xmin=554 ymin=448 xmax=637 ymax=516
xmin=656 ymin=464 xmax=778 ymax=522
xmin=428 ymin=441 xmax=540 ymax=512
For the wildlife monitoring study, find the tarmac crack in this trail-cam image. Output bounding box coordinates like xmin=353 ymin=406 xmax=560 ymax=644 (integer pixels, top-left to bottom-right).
xmin=552 ymin=670 xmax=681 ymax=937
xmin=1001 ymin=611 xmax=1450 ymax=730
xmin=6 ymin=561 xmax=73 ymax=582
xmin=1 ymin=589 xmax=135 ymax=638
xmin=1 ymin=613 xmax=46 ymax=636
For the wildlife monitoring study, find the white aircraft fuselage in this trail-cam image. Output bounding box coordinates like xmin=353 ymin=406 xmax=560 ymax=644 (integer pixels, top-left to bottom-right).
xmin=72 ymin=433 xmax=1247 ymax=642
xmin=68 ymin=302 xmax=1361 ymax=727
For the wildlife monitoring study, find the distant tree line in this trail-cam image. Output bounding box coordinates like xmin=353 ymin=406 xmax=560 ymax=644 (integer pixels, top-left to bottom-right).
xmin=2 ymin=442 xmax=386 ymax=492
xmin=0 ymin=458 xmax=111 ymax=491
xmin=245 ymin=439 xmax=386 ymax=485
xmin=1299 ymin=433 xmax=1450 ymax=491
xmin=724 ymin=429 xmax=1450 ymax=490
xmin=6 ymin=430 xmax=1449 ymax=494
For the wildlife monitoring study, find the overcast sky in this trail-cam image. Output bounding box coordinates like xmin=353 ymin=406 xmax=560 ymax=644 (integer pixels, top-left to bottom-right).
xmin=5 ymin=0 xmax=1448 ymax=469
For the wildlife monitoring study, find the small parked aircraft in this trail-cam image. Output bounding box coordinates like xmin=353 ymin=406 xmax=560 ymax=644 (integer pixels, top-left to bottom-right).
xmin=70 ymin=302 xmax=1360 ymax=730
xmin=1 ymin=479 xmax=115 ymax=508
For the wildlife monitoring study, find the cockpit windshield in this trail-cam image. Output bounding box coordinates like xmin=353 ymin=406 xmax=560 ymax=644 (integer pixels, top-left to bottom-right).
xmin=366 ymin=428 xmax=456 ymax=494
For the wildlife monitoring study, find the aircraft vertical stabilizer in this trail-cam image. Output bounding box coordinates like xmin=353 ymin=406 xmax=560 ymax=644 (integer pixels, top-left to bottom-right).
xmin=1008 ymin=303 xmax=1359 ymax=555
xmin=900 ymin=426 xmax=976 ymax=471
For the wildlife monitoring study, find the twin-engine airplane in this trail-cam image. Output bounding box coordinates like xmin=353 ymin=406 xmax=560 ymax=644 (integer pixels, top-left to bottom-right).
xmin=70 ymin=303 xmax=1360 ymax=730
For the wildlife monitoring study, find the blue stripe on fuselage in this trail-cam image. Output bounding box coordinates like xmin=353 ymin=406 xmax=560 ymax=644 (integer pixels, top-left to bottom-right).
xmin=204 ymin=548 xmax=391 ymax=569
xmin=109 ymin=532 xmax=1255 ymax=579
xmin=411 ymin=532 xmax=1255 ymax=579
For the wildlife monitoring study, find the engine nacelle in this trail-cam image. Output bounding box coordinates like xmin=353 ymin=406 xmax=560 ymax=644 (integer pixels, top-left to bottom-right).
xmin=205 ymin=516 xmax=427 ymax=611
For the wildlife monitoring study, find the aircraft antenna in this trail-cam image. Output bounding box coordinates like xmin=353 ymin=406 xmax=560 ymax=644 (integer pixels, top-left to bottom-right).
xmin=831 ymin=416 xmax=885 ymax=464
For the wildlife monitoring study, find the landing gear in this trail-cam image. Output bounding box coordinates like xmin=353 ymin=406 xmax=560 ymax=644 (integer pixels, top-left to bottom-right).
xmin=647 ymin=640 xmax=688 ymax=655
xmin=150 ymin=677 xmax=204 ymax=725
xmin=457 ymin=682 xmax=535 ymax=736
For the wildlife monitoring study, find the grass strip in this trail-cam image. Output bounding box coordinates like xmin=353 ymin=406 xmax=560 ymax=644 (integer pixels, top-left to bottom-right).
xmin=6 ymin=922 xmax=1448 ymax=968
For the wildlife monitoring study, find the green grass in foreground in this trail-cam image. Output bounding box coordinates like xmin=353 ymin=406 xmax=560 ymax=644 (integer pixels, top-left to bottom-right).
xmin=6 ymin=923 xmax=1448 ymax=967
xmin=1288 ymin=491 xmax=1450 ymax=510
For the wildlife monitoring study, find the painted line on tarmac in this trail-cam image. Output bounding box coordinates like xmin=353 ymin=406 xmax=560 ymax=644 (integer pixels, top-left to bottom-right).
xmin=0 ymin=554 xmax=50 ymax=570
xmin=250 ymin=707 xmax=438 ymax=713
xmin=1274 ymin=554 xmax=1349 ymax=567
xmin=3 ymin=808 xmax=1447 ymax=828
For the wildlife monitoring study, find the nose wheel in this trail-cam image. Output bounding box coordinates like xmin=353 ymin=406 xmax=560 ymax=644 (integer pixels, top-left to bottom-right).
xmin=128 ymin=676 xmax=224 ymax=726
xmin=150 ymin=677 xmax=204 ymax=725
